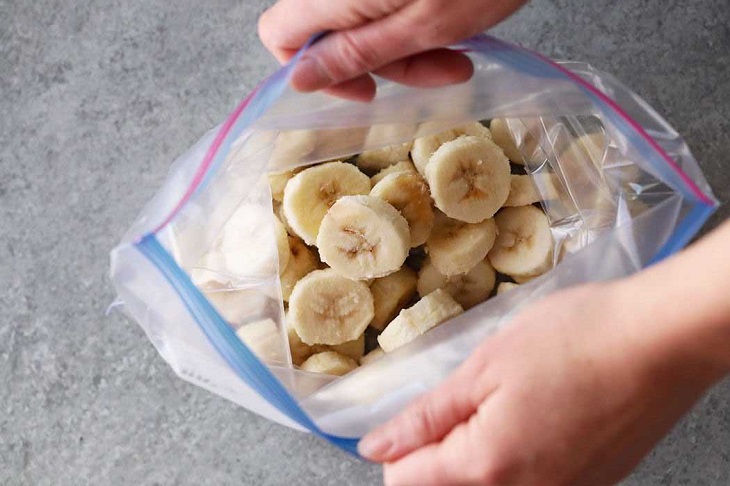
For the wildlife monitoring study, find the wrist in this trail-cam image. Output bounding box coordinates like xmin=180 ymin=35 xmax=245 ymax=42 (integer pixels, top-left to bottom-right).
xmin=616 ymin=221 xmax=730 ymax=383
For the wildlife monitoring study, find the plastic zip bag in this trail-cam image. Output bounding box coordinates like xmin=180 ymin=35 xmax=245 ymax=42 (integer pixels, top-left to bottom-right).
xmin=110 ymin=35 xmax=717 ymax=455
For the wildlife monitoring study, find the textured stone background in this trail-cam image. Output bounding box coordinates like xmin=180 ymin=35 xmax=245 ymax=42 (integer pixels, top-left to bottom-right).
xmin=1 ymin=0 xmax=729 ymax=484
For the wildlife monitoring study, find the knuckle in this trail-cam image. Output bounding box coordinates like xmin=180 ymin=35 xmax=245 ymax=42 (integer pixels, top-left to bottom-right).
xmin=426 ymin=23 xmax=461 ymax=47
xmin=408 ymin=401 xmax=440 ymax=438
xmin=328 ymin=31 xmax=382 ymax=79
xmin=407 ymin=1 xmax=456 ymax=47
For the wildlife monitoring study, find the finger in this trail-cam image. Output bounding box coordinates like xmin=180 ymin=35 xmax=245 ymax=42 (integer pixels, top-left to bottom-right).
xmin=359 ymin=346 xmax=497 ymax=462
xmin=322 ymin=74 xmax=377 ymax=102
xmin=258 ymin=0 xmax=408 ymax=60
xmin=288 ymin=0 xmax=528 ymax=92
xmin=288 ymin=4 xmax=434 ymax=92
xmin=373 ymin=49 xmax=474 ymax=88
xmin=383 ymin=417 xmax=491 ymax=486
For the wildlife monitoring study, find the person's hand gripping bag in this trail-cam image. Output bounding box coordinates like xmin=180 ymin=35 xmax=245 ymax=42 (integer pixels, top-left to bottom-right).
xmin=110 ymin=35 xmax=718 ymax=455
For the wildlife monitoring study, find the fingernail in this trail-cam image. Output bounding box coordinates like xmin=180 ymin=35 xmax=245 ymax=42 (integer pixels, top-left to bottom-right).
xmin=290 ymin=56 xmax=331 ymax=92
xmin=358 ymin=433 xmax=393 ymax=460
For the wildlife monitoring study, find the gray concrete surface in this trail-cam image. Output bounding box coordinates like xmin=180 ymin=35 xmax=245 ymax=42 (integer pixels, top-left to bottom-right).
xmin=1 ymin=0 xmax=729 ymax=484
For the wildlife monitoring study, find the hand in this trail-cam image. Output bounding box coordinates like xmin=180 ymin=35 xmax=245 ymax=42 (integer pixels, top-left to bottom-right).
xmin=258 ymin=0 xmax=527 ymax=101
xmin=359 ymin=220 xmax=730 ymax=485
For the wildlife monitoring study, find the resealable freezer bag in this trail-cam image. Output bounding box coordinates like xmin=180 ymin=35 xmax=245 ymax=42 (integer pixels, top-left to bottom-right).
xmin=110 ymin=35 xmax=717 ymax=454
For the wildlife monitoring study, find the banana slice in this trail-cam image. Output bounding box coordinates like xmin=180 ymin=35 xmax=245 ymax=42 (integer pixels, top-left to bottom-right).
xmin=274 ymin=199 xmax=297 ymax=236
xmin=289 ymin=268 xmax=374 ymax=345
xmin=417 ymin=258 xmax=496 ymax=309
xmin=357 ymin=122 xmax=416 ymax=171
xmin=357 ymin=142 xmax=413 ymax=172
xmin=370 ymin=267 xmax=418 ymax=331
xmin=360 ymin=347 xmax=385 ymax=366
xmin=426 ymin=136 xmax=511 ymax=223
xmin=317 ymin=195 xmax=410 ymax=280
xmin=411 ymin=121 xmax=492 ymax=175
xmin=268 ymin=129 xmax=317 ymax=171
xmin=280 ymin=235 xmax=319 ymax=302
xmin=371 ymin=172 xmax=434 ymax=247
xmin=236 ymin=318 xmax=286 ymax=364
xmin=513 ymin=274 xmax=536 ymax=284
xmin=370 ymin=160 xmax=417 ymax=185
xmin=273 ymin=215 xmax=290 ymax=274
xmin=496 ymin=282 xmax=519 ymax=294
xmin=190 ymin=250 xmax=228 ymax=288
xmin=569 ymin=131 xmax=639 ymax=188
xmin=300 ymin=351 xmax=359 ymax=376
xmin=488 ymin=206 xmax=554 ymax=279
xmin=287 ymin=321 xmax=315 ymax=366
xmin=216 ymin=205 xmax=281 ymax=276
xmin=288 ymin=322 xmax=366 ymax=364
xmin=313 ymin=333 xmax=366 ymax=362
xmin=490 ymin=118 xmax=525 ymax=164
xmin=378 ymin=289 xmax=463 ymax=352
xmin=560 ymin=132 xmax=607 ymax=173
xmin=203 ymin=290 xmax=270 ymax=327
xmin=269 ymin=168 xmax=302 ymax=202
xmin=426 ymin=212 xmax=497 ymax=276
xmin=503 ymin=173 xmax=561 ymax=207
xmin=557 ymin=132 xmax=617 ymax=228
xmin=282 ymin=161 xmax=371 ymax=245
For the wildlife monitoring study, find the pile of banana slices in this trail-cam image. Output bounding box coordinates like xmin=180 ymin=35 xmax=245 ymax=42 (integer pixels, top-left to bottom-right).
xmin=217 ymin=119 xmax=557 ymax=376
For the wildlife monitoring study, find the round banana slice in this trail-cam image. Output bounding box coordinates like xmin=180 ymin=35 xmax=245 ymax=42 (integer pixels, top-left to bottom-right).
xmin=411 ymin=121 xmax=493 ymax=174
xmin=273 ymin=215 xmax=290 ymax=274
xmin=371 ymin=160 xmax=417 ymax=186
xmin=496 ymin=282 xmax=519 ymax=294
xmin=190 ymin=250 xmax=228 ymax=288
xmin=280 ymin=235 xmax=319 ymax=302
xmin=235 ymin=318 xmax=286 ymax=364
xmin=557 ymin=132 xmax=617 ymax=226
xmin=378 ymin=289 xmax=463 ymax=353
xmin=268 ymin=167 xmax=302 ymax=202
xmin=268 ymin=129 xmax=317 ymax=170
xmin=360 ymin=347 xmax=385 ymax=366
xmin=357 ymin=142 xmax=413 ymax=172
xmin=559 ymin=132 xmax=608 ymax=174
xmin=287 ymin=321 xmax=315 ymax=366
xmin=503 ymin=173 xmax=561 ymax=207
xmin=371 ymin=172 xmax=435 ymax=247
xmin=217 ymin=205 xmax=281 ymax=276
xmin=426 ymin=135 xmax=510 ymax=223
xmin=274 ymin=200 xmax=295 ymax=235
xmin=417 ymin=258 xmax=496 ymax=309
xmin=283 ymin=161 xmax=371 ymax=245
xmin=289 ymin=268 xmax=374 ymax=345
xmin=512 ymin=274 xmax=537 ymax=284
xmin=488 ymin=206 xmax=554 ymax=279
xmin=300 ymin=351 xmax=359 ymax=376
xmin=313 ymin=333 xmax=365 ymax=361
xmin=490 ymin=118 xmax=524 ymax=164
xmin=426 ymin=212 xmax=497 ymax=276
xmin=369 ymin=267 xmax=418 ymax=331
xmin=203 ymin=288 xmax=268 ymax=326
xmin=357 ymin=122 xmax=417 ymax=171
xmin=317 ymin=195 xmax=410 ymax=280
